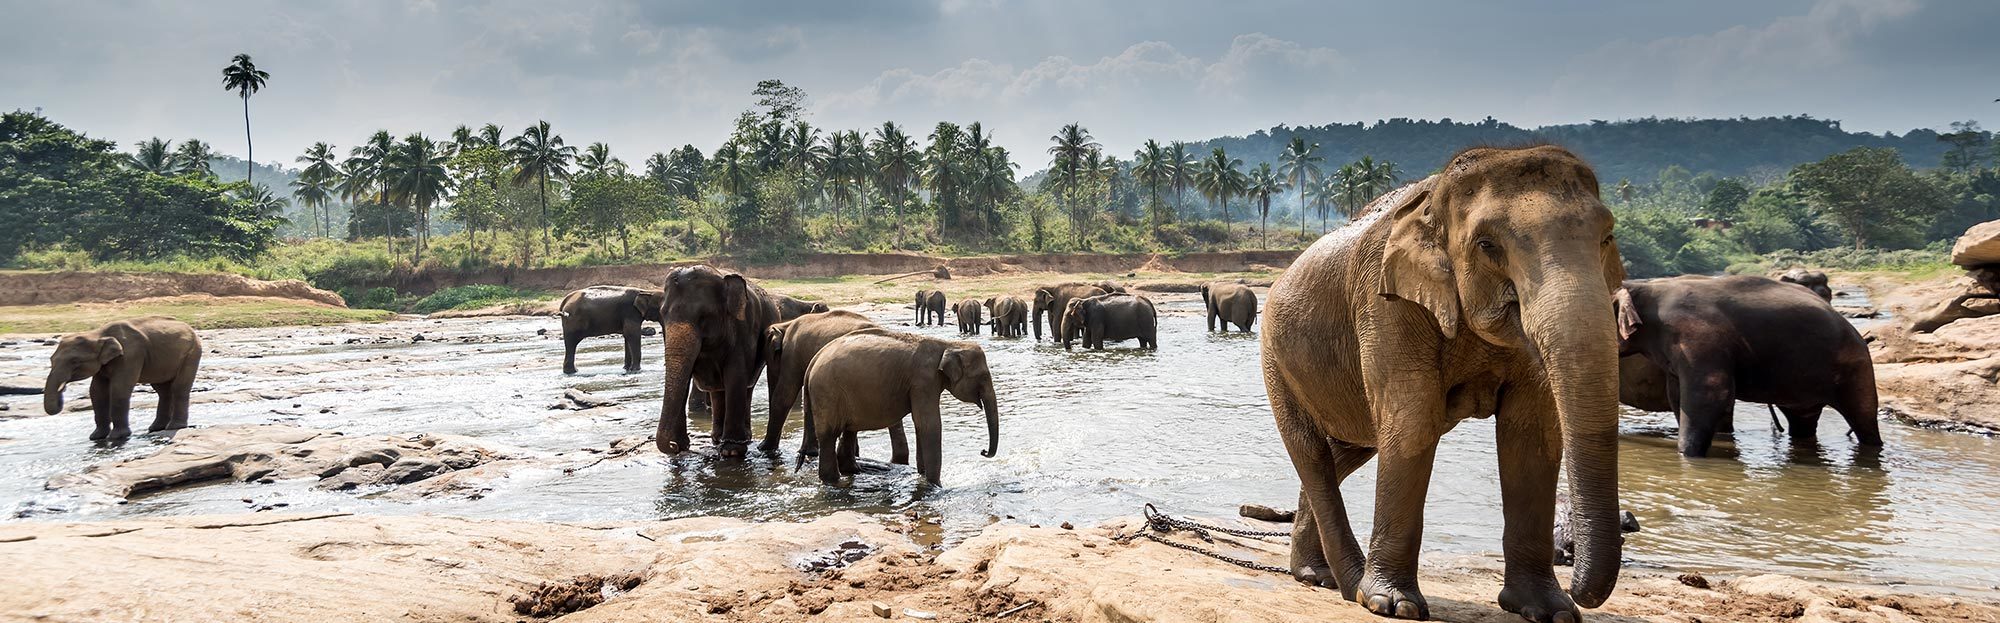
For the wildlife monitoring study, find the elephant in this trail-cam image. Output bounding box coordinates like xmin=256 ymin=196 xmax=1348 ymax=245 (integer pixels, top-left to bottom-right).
xmin=804 ymin=328 xmax=999 ymax=485
xmin=657 ymin=265 xmax=782 ymax=457
xmin=1261 ymin=146 xmax=1627 ymax=621
xmin=44 ymin=317 xmax=203 ymax=440
xmin=556 ymin=286 xmax=663 ymax=374
xmin=954 ymin=299 xmax=984 ymax=335
xmin=1201 ymin=281 xmax=1258 ymax=332
xmin=1061 ymin=293 xmax=1158 ymax=350
xmin=762 ymin=310 xmax=905 ymax=459
xmin=914 ymin=290 xmax=947 ymax=326
xmin=774 ymin=294 xmax=831 ymax=321
xmin=1030 ymin=283 xmax=1109 ymax=342
xmin=1778 ymin=269 xmax=1833 ymax=302
xmin=1614 ymin=274 xmax=1882 ymax=457
xmin=983 ymin=296 xmax=1029 ymax=337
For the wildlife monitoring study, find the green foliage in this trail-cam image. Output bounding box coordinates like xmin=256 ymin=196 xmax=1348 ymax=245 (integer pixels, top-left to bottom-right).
xmin=407 ymin=284 xmax=544 ymax=314
xmin=339 ymin=286 xmax=403 ymax=311
xmin=1792 ymin=147 xmax=1951 ymax=249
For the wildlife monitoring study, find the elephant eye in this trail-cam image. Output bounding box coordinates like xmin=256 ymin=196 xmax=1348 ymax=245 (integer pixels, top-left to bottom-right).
xmin=1476 ymin=238 xmax=1498 ymax=252
xmin=1603 ymin=234 xmax=1616 ymax=246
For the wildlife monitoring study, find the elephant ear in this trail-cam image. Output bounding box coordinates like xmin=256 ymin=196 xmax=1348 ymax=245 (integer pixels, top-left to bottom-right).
xmin=1379 ymin=187 xmax=1459 ymax=339
xmin=767 ymin=326 xmax=787 ymax=354
xmin=722 ymin=274 xmax=751 ymax=321
xmin=938 ymin=348 xmax=968 ymax=383
xmin=1613 ymin=288 xmax=1642 ymax=342
xmin=96 ymin=336 xmax=124 ymax=364
xmin=634 ymin=292 xmax=665 ymax=321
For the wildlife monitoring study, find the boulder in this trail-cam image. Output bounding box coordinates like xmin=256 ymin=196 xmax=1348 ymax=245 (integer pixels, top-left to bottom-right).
xmin=1951 ymin=219 xmax=2000 ymax=267
xmin=48 ymin=425 xmax=521 ymax=498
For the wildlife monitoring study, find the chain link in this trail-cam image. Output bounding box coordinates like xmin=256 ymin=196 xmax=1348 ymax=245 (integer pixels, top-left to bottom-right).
xmin=1118 ymin=504 xmax=1292 ymax=575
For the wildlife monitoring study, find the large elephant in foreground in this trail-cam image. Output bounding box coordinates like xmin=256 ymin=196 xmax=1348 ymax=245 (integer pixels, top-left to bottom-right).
xmin=763 ymin=310 xmax=903 ymax=459
xmin=657 ymin=265 xmax=781 ymax=457
xmin=804 ymin=328 xmax=999 ymax=485
xmin=1030 ymin=283 xmax=1109 ymax=342
xmin=1201 ymin=281 xmax=1258 ymax=332
xmin=1262 ymin=146 xmax=1625 ymax=621
xmin=1615 ymin=275 xmax=1881 ymax=457
xmin=44 ymin=317 xmax=203 ymax=440
xmin=556 ymin=286 xmax=663 ymax=374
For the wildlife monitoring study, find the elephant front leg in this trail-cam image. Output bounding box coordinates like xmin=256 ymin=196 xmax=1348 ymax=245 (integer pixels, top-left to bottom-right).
xmin=889 ymin=422 xmax=909 ymax=465
xmin=1359 ymin=442 xmax=1438 ymax=620
xmin=104 ymin=377 xmax=137 ymax=440
xmin=1780 ymin=405 xmax=1823 ymax=445
xmin=913 ymin=401 xmax=944 ymax=485
xmin=1494 ymin=390 xmax=1579 ymax=623
xmin=87 ymin=378 xmax=111 ymax=440
xmin=562 ymin=332 xmax=582 ymax=374
xmin=622 ymin=325 xmax=642 ymax=372
xmin=717 ymin=384 xmax=755 ymax=458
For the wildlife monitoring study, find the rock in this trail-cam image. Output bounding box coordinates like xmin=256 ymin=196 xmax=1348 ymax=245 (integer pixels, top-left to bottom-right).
xmin=640 ymin=326 xmax=657 ymax=337
xmin=316 ymin=464 xmax=386 ymax=491
xmin=1678 ymin=572 xmax=1711 ymax=589
xmin=343 ymin=447 xmax=402 ymax=468
xmin=47 ymin=425 xmax=517 ymax=499
xmin=1951 ymin=219 xmax=2000 ymax=267
xmin=559 ymin=388 xmax=616 ymax=409
xmin=871 ymin=602 xmax=893 ymax=618
xmin=537 ymin=328 xmax=549 ymax=336
xmin=1238 ymin=504 xmax=1295 ymax=523
xmin=412 ymin=333 xmax=427 ymax=342
xmin=380 ymin=457 xmax=449 ymax=484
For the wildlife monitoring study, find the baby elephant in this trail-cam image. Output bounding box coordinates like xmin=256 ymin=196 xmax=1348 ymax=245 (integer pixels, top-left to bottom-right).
xmin=805 ymin=329 xmax=1000 ymax=485
xmin=557 ymin=285 xmax=663 ymax=374
xmin=1061 ymin=293 xmax=1158 ymax=350
xmin=954 ymin=299 xmax=984 ymax=335
xmin=764 ymin=310 xmax=904 ymax=459
xmin=913 ymin=290 xmax=947 ymax=326
xmin=1200 ymin=280 xmax=1258 ymax=332
xmin=44 ymin=317 xmax=203 ymax=440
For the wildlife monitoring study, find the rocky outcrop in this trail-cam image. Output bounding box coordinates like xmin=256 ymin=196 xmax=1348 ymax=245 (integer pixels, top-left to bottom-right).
xmin=47 ymin=425 xmax=523 ymax=498
xmin=1950 ymin=220 xmax=2000 ymax=267
xmin=0 ymin=270 xmax=348 ymax=307
xmin=1860 ymin=270 xmax=2000 ymax=433
xmin=0 ymin=512 xmax=1990 ymax=622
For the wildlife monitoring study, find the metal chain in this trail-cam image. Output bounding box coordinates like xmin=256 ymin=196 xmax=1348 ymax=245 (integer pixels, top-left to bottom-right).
xmin=1118 ymin=504 xmax=1292 ymax=575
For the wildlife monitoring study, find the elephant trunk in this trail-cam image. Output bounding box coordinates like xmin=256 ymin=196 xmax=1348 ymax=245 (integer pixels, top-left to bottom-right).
xmin=979 ymin=385 xmax=1000 ymax=458
xmin=44 ymin=371 xmax=68 ymax=415
xmin=1032 ymin=305 xmax=1044 ymax=340
xmin=656 ymin=322 xmax=700 ymax=454
xmin=1522 ymin=272 xmax=1623 ymax=608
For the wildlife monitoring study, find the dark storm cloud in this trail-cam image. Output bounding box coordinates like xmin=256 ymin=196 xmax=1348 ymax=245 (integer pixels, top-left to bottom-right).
xmin=1 ymin=0 xmax=1991 ymax=172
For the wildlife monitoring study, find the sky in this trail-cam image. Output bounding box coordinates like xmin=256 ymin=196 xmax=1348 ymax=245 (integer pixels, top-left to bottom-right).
xmin=3 ymin=0 xmax=1995 ymax=172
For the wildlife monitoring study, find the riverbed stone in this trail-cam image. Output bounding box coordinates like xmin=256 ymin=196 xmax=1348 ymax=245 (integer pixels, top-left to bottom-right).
xmin=1951 ymin=219 xmax=2000 ymax=267
xmin=47 ymin=425 xmax=522 ymax=499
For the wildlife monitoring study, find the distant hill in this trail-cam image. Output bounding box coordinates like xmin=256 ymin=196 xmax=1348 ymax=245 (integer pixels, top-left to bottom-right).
xmin=208 ymin=155 xmax=320 ymax=237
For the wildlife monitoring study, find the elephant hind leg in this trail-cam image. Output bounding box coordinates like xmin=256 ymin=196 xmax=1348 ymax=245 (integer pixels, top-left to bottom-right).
xmin=889 ymin=422 xmax=909 ymax=465
xmin=1275 ymin=397 xmax=1373 ymax=598
xmin=1779 ymin=405 xmax=1824 ymax=444
xmin=148 ymin=383 xmax=175 ymax=432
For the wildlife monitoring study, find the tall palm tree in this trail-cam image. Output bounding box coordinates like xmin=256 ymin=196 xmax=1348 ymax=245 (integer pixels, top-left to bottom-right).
xmin=446 ymin=125 xmax=476 ymax=157
xmin=332 ymin=159 xmax=371 ymax=239
xmin=505 ymin=120 xmax=577 ymax=256
xmin=237 ymin=184 xmax=290 ymax=220
xmin=350 ymin=131 xmax=398 ymax=255
xmin=1168 ymin=141 xmax=1195 ymax=222
xmin=922 ymin=122 xmax=967 ymax=241
xmin=1131 ymin=139 xmax=1170 ymax=227
xmin=823 ymin=130 xmax=871 ymax=228
xmin=577 ymin=142 xmax=623 ymax=177
xmin=172 ymin=139 xmax=218 ymax=177
xmin=1306 ymin=172 xmax=1336 ymax=233
xmin=128 ymin=138 xmax=176 ymax=174
xmin=968 ymin=145 xmax=1017 ymax=232
xmin=1047 ymin=123 xmax=1100 ymax=247
xmin=294 ymin=142 xmax=339 ymax=237
xmin=220 ymin=54 xmax=270 ymax=185
xmin=1195 ymin=147 xmax=1243 ymax=225
xmin=477 ymin=123 xmax=505 ymax=149
xmin=870 ymin=122 xmax=919 ymax=246
xmin=1333 ymin=164 xmax=1371 ymax=221
xmin=1278 ymin=136 xmax=1323 ymax=237
xmin=387 ymin=133 xmax=453 ymax=263
xmin=1247 ymin=163 xmax=1285 ymax=250
xmin=1357 ymin=156 xmax=1401 ymax=199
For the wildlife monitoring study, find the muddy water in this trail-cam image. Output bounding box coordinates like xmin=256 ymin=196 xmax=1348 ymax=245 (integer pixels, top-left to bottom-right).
xmin=1 ymin=295 xmax=1997 ymax=595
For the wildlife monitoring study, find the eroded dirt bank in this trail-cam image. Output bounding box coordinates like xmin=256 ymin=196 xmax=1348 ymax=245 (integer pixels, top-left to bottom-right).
xmin=1 ymin=511 xmax=1991 ymax=623
xmin=0 ymin=270 xmax=347 ymax=307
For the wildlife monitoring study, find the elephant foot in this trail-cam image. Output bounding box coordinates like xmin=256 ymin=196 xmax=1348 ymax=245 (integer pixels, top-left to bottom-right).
xmin=757 ymin=439 xmax=783 ymax=456
xmin=1499 ymin=581 xmax=1580 ymax=623
xmin=1358 ymin=574 xmax=1429 ymax=620
xmin=717 ymin=440 xmax=750 ymax=459
xmin=1293 ymin=564 xmax=1340 ymax=591
xmin=88 ymin=427 xmax=109 ymax=441
xmin=563 ymin=368 xmax=577 ymax=375
xmin=623 ymin=366 xmax=641 ymax=374
xmin=660 ymin=431 xmax=693 ymax=455
xmin=106 ymin=427 xmax=132 ymax=441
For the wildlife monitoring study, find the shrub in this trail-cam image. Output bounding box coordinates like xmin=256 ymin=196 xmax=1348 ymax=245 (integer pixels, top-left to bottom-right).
xmin=408 ymin=285 xmax=541 ymax=314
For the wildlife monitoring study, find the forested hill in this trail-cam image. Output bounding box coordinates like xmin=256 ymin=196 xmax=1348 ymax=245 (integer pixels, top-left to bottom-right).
xmin=1182 ymin=116 xmax=1955 ymax=185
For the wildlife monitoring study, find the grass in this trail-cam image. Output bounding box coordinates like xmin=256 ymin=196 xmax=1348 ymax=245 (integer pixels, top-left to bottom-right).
xmin=407 ymin=285 xmax=557 ymax=314
xmin=0 ymin=298 xmax=393 ymax=336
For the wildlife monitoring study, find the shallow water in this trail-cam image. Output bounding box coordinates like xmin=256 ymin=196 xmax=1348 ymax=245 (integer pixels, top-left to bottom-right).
xmin=1 ymin=294 xmax=1996 ymax=595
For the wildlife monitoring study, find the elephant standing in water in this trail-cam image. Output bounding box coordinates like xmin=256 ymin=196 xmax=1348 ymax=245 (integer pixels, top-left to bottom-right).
xmin=984 ymin=296 xmax=1029 ymax=337
xmin=954 ymin=299 xmax=984 ymax=335
xmin=1778 ymin=269 xmax=1833 ymax=302
xmin=1262 ymin=146 xmax=1626 ymax=621
xmin=914 ymin=290 xmax=947 ymax=326
xmin=556 ymin=286 xmax=663 ymax=374
xmin=1061 ymin=293 xmax=1157 ymax=350
xmin=804 ymin=328 xmax=999 ymax=485
xmin=1201 ymin=281 xmax=1258 ymax=332
xmin=656 ymin=265 xmax=780 ymax=457
xmin=1030 ymin=283 xmax=1109 ymax=341
xmin=1615 ymin=275 xmax=1881 ymax=457
xmin=773 ymin=294 xmax=830 ymax=321
xmin=764 ymin=311 xmax=906 ymax=459
xmin=44 ymin=317 xmax=203 ymax=440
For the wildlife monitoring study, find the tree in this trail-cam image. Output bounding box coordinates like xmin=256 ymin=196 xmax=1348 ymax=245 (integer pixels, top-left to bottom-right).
xmin=386 ymin=133 xmax=453 ymax=263
xmin=1614 ymin=178 xmax=1637 ymax=205
xmin=220 ymin=54 xmax=269 ymax=185
xmin=1196 ymin=147 xmax=1244 ymax=228
xmin=1791 ymin=147 xmax=1950 ymax=249
xmin=1356 ymin=156 xmax=1400 ymax=199
xmin=1047 ymin=123 xmax=1099 ymax=247
xmin=1132 ymin=139 xmax=1171 ymax=227
xmin=349 ymin=130 xmax=399 ymax=254
xmin=566 ymin=172 xmax=666 ymax=261
xmin=1332 ymin=163 xmax=1370 ymax=221
xmin=1167 ymin=141 xmax=1195 ymax=223
xmin=1247 ymin=162 xmax=1285 ymax=249
xmin=505 ymin=120 xmax=577 ymax=257
xmin=1938 ymin=121 xmax=1990 ymax=173
xmin=447 ymin=144 xmax=508 ymax=254
xmin=870 ymin=122 xmax=918 ymax=246
xmin=293 ymin=142 xmax=339 ymax=237
xmin=172 ymin=139 xmax=217 ymax=177
xmin=1701 ymin=177 xmax=1751 ymax=221
xmin=752 ymin=79 xmax=808 ymax=124
xmin=577 ymin=142 xmax=624 ymax=177
xmin=1279 ymin=136 xmax=1323 ymax=237
xmin=924 ymin=122 xmax=968 ymax=241
xmin=128 ymin=138 xmax=176 ymax=174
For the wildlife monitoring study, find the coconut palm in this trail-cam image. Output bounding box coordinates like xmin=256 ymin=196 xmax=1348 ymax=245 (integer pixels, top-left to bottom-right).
xmin=387 ymin=133 xmax=454 ymax=263
xmin=478 ymin=124 xmax=505 ymax=149
xmin=1278 ymin=136 xmax=1323 ymax=237
xmin=128 ymin=138 xmax=176 ymax=174
xmin=1195 ymin=147 xmax=1244 ymax=225
xmin=1047 ymin=123 xmax=1100 ymax=246
xmin=1334 ymin=164 xmax=1371 ymax=221
xmin=1131 ymin=139 xmax=1171 ymax=227
xmin=577 ymin=142 xmax=623 ymax=178
xmin=923 ymin=122 xmax=968 ymax=241
xmin=293 ymin=142 xmax=340 ymax=237
xmin=870 ymin=122 xmax=919 ymax=246
xmin=505 ymin=120 xmax=577 ymax=256
xmin=172 ymin=139 xmax=218 ymax=177
xmin=1168 ymin=141 xmax=1195 ymax=222
xmin=237 ymin=184 xmax=289 ymax=221
xmin=349 ymin=130 xmax=398 ymax=254
xmin=968 ymin=145 xmax=1017 ymax=231
xmin=1357 ymin=156 xmax=1402 ymax=199
xmin=1305 ymin=172 xmax=1337 ymax=234
xmin=1246 ymin=163 xmax=1286 ymax=249
xmin=220 ymin=54 xmax=270 ymax=185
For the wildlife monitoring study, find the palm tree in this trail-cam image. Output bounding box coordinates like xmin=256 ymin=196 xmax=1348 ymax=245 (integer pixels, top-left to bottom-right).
xmin=477 ymin=123 xmax=505 ymax=149
xmin=823 ymin=130 xmax=871 ymax=228
xmin=294 ymin=142 xmax=339 ymax=237
xmin=1357 ymin=156 xmax=1401 ymax=199
xmin=350 ymin=131 xmax=397 ymax=255
xmin=446 ymin=125 xmax=476 ymax=156
xmin=387 ymin=133 xmax=453 ymax=263
xmin=1195 ymin=147 xmax=1243 ymax=225
xmin=968 ymin=145 xmax=1017 ymax=232
xmin=1168 ymin=142 xmax=1197 ymax=222
xmin=1334 ymin=164 xmax=1371 ymax=221
xmin=577 ymin=142 xmax=623 ymax=177
xmin=172 ymin=139 xmax=218 ymax=177
xmin=923 ymin=122 xmax=967 ymax=241
xmin=1047 ymin=123 xmax=1100 ymax=247
xmin=1306 ymin=172 xmax=1337 ymax=233
xmin=128 ymin=138 xmax=176 ymax=174
xmin=870 ymin=122 xmax=919 ymax=246
xmin=332 ymin=159 xmax=371 ymax=239
xmin=1278 ymin=136 xmax=1323 ymax=237
xmin=237 ymin=184 xmax=290 ymax=221
xmin=505 ymin=120 xmax=577 ymax=256
xmin=1247 ymin=163 xmax=1286 ymax=249
xmin=1131 ymin=139 xmax=1171 ymax=227
xmin=220 ymin=54 xmax=270 ymax=185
